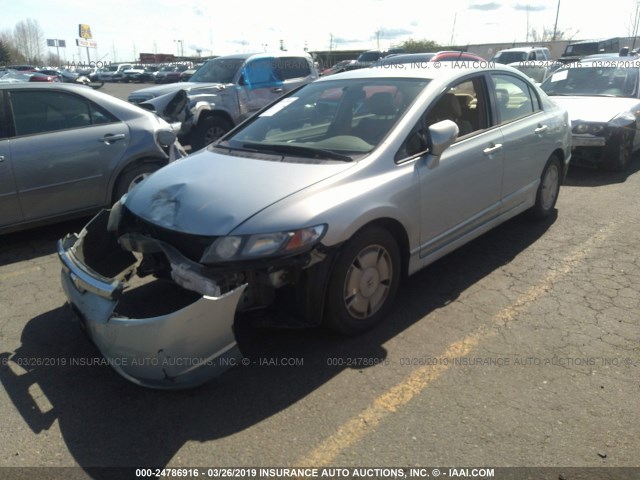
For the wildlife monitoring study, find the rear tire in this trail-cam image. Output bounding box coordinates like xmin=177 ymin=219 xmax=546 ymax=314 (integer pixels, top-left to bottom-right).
xmin=528 ymin=155 xmax=561 ymax=220
xmin=113 ymin=163 xmax=161 ymax=204
xmin=324 ymin=227 xmax=401 ymax=335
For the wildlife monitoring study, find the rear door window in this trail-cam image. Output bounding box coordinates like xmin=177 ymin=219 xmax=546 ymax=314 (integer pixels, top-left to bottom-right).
xmin=490 ymin=74 xmax=537 ymax=125
xmin=274 ymin=57 xmax=312 ymax=80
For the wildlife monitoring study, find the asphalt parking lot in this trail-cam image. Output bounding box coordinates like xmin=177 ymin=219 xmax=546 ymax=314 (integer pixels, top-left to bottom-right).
xmin=0 ymin=81 xmax=639 ymax=479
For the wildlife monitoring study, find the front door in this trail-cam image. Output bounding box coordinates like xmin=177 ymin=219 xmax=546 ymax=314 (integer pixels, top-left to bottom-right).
xmin=417 ymin=75 xmax=504 ymax=258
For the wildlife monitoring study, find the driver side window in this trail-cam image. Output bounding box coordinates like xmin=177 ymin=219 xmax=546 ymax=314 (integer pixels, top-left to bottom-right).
xmin=396 ymin=76 xmax=489 ymax=162
xmin=241 ymin=58 xmax=280 ymax=88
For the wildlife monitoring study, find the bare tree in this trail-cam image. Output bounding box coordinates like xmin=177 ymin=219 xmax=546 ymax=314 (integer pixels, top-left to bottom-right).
xmin=530 ymin=26 xmax=569 ymax=42
xmin=0 ymin=29 xmax=25 ymax=64
xmin=13 ymin=18 xmax=44 ymax=64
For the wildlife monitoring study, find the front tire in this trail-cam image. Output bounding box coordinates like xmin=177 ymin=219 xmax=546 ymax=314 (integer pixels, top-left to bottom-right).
xmin=190 ymin=116 xmax=233 ymax=151
xmin=324 ymin=227 xmax=401 ymax=335
xmin=528 ymin=155 xmax=561 ymax=220
xmin=603 ymin=131 xmax=633 ymax=171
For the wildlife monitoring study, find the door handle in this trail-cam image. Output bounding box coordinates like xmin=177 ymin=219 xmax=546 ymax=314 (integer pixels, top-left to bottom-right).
xmin=271 ymin=87 xmax=284 ymax=93
xmin=534 ymin=125 xmax=548 ymax=135
xmin=483 ymin=143 xmax=503 ymax=156
xmin=100 ymin=134 xmax=126 ymax=144
xmin=0 ymin=155 xmax=5 ymax=162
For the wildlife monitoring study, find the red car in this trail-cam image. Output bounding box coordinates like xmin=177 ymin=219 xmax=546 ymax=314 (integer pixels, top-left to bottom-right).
xmin=0 ymin=70 xmax=60 ymax=83
xmin=430 ymin=51 xmax=486 ymax=62
xmin=27 ymin=72 xmax=61 ymax=82
xmin=371 ymin=51 xmax=487 ymax=69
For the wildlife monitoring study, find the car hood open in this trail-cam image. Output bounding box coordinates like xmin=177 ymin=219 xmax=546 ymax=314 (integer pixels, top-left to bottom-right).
xmin=550 ymin=96 xmax=640 ymax=123
xmin=123 ymin=148 xmax=356 ymax=236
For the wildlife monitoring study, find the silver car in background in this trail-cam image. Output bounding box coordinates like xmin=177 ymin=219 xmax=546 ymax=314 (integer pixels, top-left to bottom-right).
xmin=540 ymin=59 xmax=640 ymax=170
xmin=58 ymin=64 xmax=571 ymax=389
xmin=0 ymin=83 xmax=183 ymax=234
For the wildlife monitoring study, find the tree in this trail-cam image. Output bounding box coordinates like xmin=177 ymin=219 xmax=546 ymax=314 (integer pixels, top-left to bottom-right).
xmin=13 ymin=18 xmax=44 ymax=64
xmin=0 ymin=40 xmax=10 ymax=65
xmin=529 ymin=26 xmax=569 ymax=42
xmin=0 ymin=30 xmax=24 ymax=64
xmin=399 ymin=38 xmax=441 ymax=53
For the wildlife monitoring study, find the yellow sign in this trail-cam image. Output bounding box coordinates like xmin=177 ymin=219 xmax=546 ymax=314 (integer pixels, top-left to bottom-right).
xmin=79 ymin=24 xmax=92 ymax=40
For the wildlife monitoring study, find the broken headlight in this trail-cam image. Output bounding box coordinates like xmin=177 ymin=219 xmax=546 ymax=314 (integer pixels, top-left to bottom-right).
xmin=200 ymin=225 xmax=326 ymax=263
xmin=572 ymin=123 xmax=606 ymax=135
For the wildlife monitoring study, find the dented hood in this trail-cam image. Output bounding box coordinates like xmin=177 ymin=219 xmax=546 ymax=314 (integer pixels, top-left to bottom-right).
xmin=139 ymin=89 xmax=189 ymax=123
xmin=123 ymin=148 xmax=355 ymax=236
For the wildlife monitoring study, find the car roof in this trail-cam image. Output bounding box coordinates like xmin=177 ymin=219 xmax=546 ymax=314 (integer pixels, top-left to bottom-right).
xmin=205 ymin=51 xmax=312 ymax=63
xmin=567 ymin=37 xmax=617 ymax=45
xmin=372 ymin=53 xmax=436 ymax=64
xmin=498 ymin=46 xmax=547 ymax=53
xmin=0 ymin=82 xmax=156 ymax=118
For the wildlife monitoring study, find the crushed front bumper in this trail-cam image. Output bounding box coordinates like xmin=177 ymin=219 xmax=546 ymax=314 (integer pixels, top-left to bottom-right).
xmin=57 ymin=211 xmax=246 ymax=389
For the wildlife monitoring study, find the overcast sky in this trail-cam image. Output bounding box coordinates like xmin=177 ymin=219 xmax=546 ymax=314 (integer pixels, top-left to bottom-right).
xmin=2 ymin=0 xmax=638 ymax=63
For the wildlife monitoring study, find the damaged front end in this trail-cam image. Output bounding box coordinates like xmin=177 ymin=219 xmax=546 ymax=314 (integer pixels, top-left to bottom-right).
xmin=58 ymin=198 xmax=332 ymax=389
xmin=57 ymin=209 xmax=247 ymax=389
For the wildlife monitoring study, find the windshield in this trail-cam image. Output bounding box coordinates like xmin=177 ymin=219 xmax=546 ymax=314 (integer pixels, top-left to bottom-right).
xmin=541 ymin=66 xmax=639 ymax=97
xmin=190 ymin=57 xmax=245 ymax=83
xmin=222 ymin=78 xmax=430 ymax=159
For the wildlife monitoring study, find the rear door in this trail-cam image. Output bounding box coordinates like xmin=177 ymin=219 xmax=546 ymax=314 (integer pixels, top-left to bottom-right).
xmin=489 ymin=72 xmax=554 ymax=213
xmin=273 ymin=56 xmax=316 ymax=92
xmin=7 ymin=88 xmax=130 ymax=221
xmin=0 ymin=90 xmax=23 ymax=228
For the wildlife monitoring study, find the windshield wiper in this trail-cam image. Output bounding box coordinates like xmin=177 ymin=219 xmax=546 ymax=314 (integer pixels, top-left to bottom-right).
xmin=241 ymin=143 xmax=353 ymax=162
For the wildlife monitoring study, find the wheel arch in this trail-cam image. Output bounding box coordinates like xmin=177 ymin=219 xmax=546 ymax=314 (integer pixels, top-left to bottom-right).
xmin=348 ymin=217 xmax=411 ymax=278
xmin=550 ymin=147 xmax=567 ymax=182
xmin=196 ymin=109 xmax=235 ymax=129
xmin=286 ymin=217 xmax=411 ymax=329
xmin=109 ymin=156 xmax=168 ymax=205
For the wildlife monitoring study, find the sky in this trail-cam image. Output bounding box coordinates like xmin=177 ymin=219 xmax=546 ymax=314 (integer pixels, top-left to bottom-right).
xmin=2 ymin=0 xmax=639 ymax=64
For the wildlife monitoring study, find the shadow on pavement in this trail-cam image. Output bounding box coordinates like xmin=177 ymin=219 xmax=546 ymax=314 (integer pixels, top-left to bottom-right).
xmin=0 ymin=213 xmax=557 ymax=476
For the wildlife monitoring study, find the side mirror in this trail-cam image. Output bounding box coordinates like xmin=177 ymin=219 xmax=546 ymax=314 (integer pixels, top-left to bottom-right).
xmin=429 ymin=120 xmax=459 ymax=156
xmin=425 ymin=120 xmax=459 ymax=169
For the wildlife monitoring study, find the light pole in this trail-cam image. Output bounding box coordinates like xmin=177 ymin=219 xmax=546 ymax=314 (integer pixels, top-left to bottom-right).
xmin=552 ymin=0 xmax=560 ymax=41
xmin=174 ymin=39 xmax=183 ymax=58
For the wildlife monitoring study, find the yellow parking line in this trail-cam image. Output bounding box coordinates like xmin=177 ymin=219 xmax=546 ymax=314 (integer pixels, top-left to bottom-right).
xmin=296 ymin=333 xmax=485 ymax=467
xmin=294 ymin=225 xmax=613 ymax=467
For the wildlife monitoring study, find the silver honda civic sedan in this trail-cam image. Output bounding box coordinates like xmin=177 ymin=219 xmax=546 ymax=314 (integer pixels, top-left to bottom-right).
xmin=58 ymin=63 xmax=571 ymax=388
